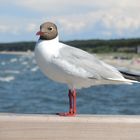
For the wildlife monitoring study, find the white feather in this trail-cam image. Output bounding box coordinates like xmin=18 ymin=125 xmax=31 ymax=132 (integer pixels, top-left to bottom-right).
xmin=35 ymin=36 xmax=139 ymax=89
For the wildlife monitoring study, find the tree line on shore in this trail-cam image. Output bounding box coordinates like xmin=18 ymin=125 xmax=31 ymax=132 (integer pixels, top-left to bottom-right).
xmin=0 ymin=38 xmax=140 ymax=53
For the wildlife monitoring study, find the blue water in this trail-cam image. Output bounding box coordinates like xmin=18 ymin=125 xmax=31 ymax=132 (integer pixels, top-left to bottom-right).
xmin=0 ymin=53 xmax=140 ymax=115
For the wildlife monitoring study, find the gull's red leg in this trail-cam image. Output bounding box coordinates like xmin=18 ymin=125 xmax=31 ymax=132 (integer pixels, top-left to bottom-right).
xmin=68 ymin=89 xmax=73 ymax=114
xmin=57 ymin=89 xmax=77 ymax=116
xmin=73 ymin=89 xmax=76 ymax=114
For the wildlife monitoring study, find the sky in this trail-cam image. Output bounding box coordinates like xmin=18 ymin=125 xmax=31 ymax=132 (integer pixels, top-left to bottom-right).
xmin=0 ymin=0 xmax=140 ymax=42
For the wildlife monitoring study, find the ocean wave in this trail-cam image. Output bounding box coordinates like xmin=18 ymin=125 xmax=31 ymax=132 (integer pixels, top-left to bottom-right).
xmin=32 ymin=59 xmax=37 ymax=64
xmin=21 ymin=61 xmax=28 ymax=65
xmin=1 ymin=62 xmax=6 ymax=65
xmin=30 ymin=66 xmax=39 ymax=72
xmin=0 ymin=76 xmax=15 ymax=82
xmin=10 ymin=58 xmax=17 ymax=63
xmin=4 ymin=70 xmax=20 ymax=74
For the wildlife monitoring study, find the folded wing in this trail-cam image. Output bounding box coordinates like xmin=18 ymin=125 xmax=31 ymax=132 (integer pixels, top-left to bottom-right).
xmin=54 ymin=44 xmax=125 ymax=81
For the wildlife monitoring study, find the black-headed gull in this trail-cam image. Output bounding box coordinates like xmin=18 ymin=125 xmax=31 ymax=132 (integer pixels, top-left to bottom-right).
xmin=35 ymin=22 xmax=138 ymax=116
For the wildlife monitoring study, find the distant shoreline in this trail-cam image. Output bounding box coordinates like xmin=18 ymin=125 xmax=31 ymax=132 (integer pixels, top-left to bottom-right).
xmin=0 ymin=38 xmax=140 ymax=53
xmin=0 ymin=51 xmax=33 ymax=55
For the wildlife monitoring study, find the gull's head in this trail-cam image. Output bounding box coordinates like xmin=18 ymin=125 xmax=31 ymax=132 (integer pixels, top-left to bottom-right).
xmin=36 ymin=22 xmax=58 ymax=40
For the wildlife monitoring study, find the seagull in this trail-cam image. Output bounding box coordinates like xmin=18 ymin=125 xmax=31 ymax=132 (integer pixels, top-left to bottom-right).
xmin=34 ymin=21 xmax=138 ymax=116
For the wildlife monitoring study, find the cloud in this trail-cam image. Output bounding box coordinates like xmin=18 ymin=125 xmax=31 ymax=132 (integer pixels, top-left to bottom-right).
xmin=0 ymin=0 xmax=140 ymax=42
xmin=14 ymin=0 xmax=140 ymax=13
xmin=54 ymin=8 xmax=140 ymax=37
xmin=26 ymin=23 xmax=37 ymax=32
xmin=101 ymin=9 xmax=140 ymax=34
xmin=0 ymin=25 xmax=9 ymax=33
xmin=15 ymin=0 xmax=140 ymax=37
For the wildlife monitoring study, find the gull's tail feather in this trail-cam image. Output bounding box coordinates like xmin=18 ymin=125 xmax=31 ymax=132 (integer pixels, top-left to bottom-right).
xmin=122 ymin=79 xmax=140 ymax=84
xmin=107 ymin=77 xmax=140 ymax=85
xmin=118 ymin=69 xmax=140 ymax=82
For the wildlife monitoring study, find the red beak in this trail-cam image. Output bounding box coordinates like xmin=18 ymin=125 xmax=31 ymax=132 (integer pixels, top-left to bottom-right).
xmin=36 ymin=31 xmax=44 ymax=36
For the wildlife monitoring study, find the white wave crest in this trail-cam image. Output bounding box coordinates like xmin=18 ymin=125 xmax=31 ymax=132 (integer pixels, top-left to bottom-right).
xmin=30 ymin=66 xmax=39 ymax=72
xmin=5 ymin=70 xmax=20 ymax=74
xmin=22 ymin=61 xmax=28 ymax=65
xmin=0 ymin=76 xmax=15 ymax=82
xmin=10 ymin=58 xmax=17 ymax=63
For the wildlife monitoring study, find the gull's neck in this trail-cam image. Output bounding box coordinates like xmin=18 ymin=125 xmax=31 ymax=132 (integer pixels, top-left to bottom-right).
xmin=36 ymin=36 xmax=62 ymax=57
xmin=38 ymin=36 xmax=59 ymax=43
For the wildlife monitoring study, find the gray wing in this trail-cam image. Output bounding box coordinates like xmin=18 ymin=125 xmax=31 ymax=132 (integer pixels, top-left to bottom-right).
xmin=57 ymin=43 xmax=124 ymax=80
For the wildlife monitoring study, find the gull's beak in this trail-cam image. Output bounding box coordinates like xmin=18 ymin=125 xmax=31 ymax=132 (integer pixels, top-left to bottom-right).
xmin=36 ymin=31 xmax=44 ymax=36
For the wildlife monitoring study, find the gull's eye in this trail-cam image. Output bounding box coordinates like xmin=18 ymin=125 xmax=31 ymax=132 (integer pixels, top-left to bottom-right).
xmin=48 ymin=27 xmax=53 ymax=31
